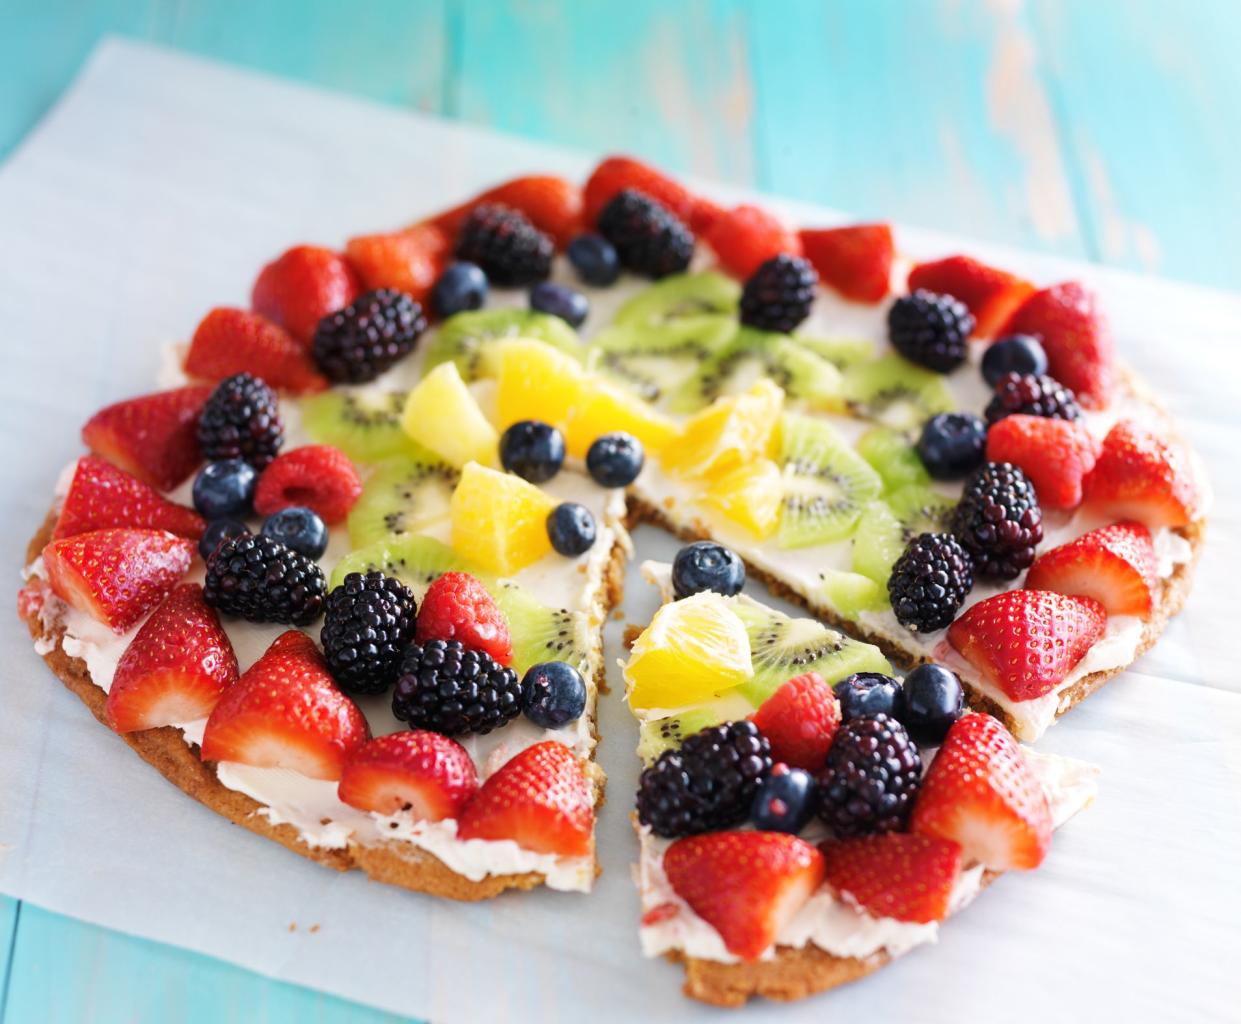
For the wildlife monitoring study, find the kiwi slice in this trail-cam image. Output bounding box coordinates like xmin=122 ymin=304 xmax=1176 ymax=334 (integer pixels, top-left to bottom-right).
xmin=346 ymin=450 xmax=459 ymax=549
xmin=842 ymin=354 xmax=955 ymax=431
xmin=421 ymin=309 xmax=580 ymax=381
xmin=820 ymin=568 xmax=890 ymax=617
xmin=636 ymin=706 xmax=726 ymax=765
xmin=300 ymin=390 xmax=415 ymax=465
xmin=795 ymin=335 xmax=874 ymax=371
xmin=856 ymin=426 xmax=930 ymax=492
xmin=612 ymin=271 xmax=740 ymax=327
xmin=329 ymin=534 xmax=482 ymax=597
xmin=588 ymin=315 xmax=736 ymax=404
xmin=493 ymin=582 xmax=589 ymax=677
xmin=776 ymin=413 xmax=883 ymax=549
xmin=851 ymin=485 xmax=958 ymax=583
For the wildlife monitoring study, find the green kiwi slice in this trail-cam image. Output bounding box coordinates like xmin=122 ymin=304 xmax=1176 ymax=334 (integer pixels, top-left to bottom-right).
xmin=842 ymin=354 xmax=955 ymax=430
xmin=636 ymin=706 xmax=727 ymax=765
xmin=299 ymin=390 xmax=415 ymax=465
xmin=421 ymin=308 xmax=580 ymax=381
xmin=587 ymin=315 xmax=736 ymax=404
xmin=611 ymin=271 xmax=740 ymax=327
xmin=856 ymin=426 xmax=930 ymax=493
xmin=346 ymin=450 xmax=459 ymax=549
xmin=851 ymin=484 xmax=958 ymax=583
xmin=795 ymin=335 xmax=875 ymax=371
xmin=494 ymin=582 xmax=589 ymax=677
xmin=329 ymin=534 xmax=482 ymax=597
xmin=819 ymin=568 xmax=891 ymax=617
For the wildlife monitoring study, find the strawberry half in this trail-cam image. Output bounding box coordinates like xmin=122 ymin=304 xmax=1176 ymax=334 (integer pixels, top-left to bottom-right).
xmin=751 ymin=671 xmax=841 ymax=772
xmin=821 ymin=832 xmax=962 ymax=923
xmin=415 ymin=571 xmax=513 ymax=666
xmin=663 ymin=831 xmax=825 ymax=961
xmin=253 ymin=444 xmax=362 ymax=525
xmin=81 ymin=385 xmax=210 ymax=491
xmin=54 ymin=456 xmax=204 ymax=541
xmin=427 ymin=175 xmax=582 ymax=248
xmin=706 ymin=204 xmax=802 ymax=280
xmin=582 ymin=155 xmax=699 ymax=230
xmin=947 ymin=589 xmax=1106 ymax=702
xmin=345 ymin=224 xmax=450 ymax=307
xmin=200 ymin=630 xmax=370 ymax=780
xmin=185 ymin=307 xmax=328 ymax=394
xmin=105 ymin=583 xmax=238 ymax=732
xmin=911 ymin=713 xmax=1052 ymax=871
xmin=984 ymin=413 xmax=1101 ymax=509
xmin=251 ymin=244 xmax=362 ymax=344
xmin=907 ymin=255 xmax=1034 ymax=338
xmin=797 ymin=223 xmax=894 ymax=304
xmin=1025 ymin=521 xmax=1157 ymax=619
xmin=337 ymin=730 xmax=479 ymax=820
xmin=456 ymin=740 xmax=593 ymax=856
xmin=1081 ymin=418 xmax=1198 ymax=528
xmin=42 ymin=528 xmax=194 ymax=633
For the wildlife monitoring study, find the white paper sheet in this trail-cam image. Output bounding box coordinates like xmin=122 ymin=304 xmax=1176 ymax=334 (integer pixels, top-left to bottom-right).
xmin=1 ymin=38 xmax=1239 ymax=1022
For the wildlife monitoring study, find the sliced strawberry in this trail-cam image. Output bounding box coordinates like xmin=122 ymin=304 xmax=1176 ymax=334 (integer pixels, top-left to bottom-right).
xmin=797 ymin=224 xmax=894 ymax=304
xmin=427 ymin=175 xmax=582 ymax=248
xmin=253 ymin=445 xmax=362 ymax=525
xmin=705 ymin=204 xmax=802 ymax=280
xmin=41 ymin=528 xmax=195 ymax=633
xmin=345 ymin=224 xmax=450 ymax=307
xmin=456 ymin=741 xmax=592 ymax=856
xmin=105 ymin=583 xmax=238 ymax=732
xmin=251 ymin=245 xmax=362 ymax=344
xmin=415 ymin=571 xmax=512 ymax=666
xmin=54 ymin=456 xmax=204 ymax=541
xmin=751 ymin=671 xmax=840 ymax=772
xmin=984 ymin=414 xmax=1101 ymax=509
xmin=907 ymin=255 xmax=1034 ymax=338
xmin=821 ymin=832 xmax=962 ymax=923
xmin=200 ymin=630 xmax=370 ymax=780
xmin=1026 ymin=521 xmax=1157 ymax=619
xmin=663 ymin=831 xmax=825 ymax=961
xmin=582 ymin=155 xmax=699 ymax=230
xmin=911 ymin=713 xmax=1052 ymax=871
xmin=1081 ymin=418 xmax=1199 ymax=528
xmin=1000 ymin=281 xmax=1114 ymax=408
xmin=184 ymin=307 xmax=328 ymax=394
xmin=81 ymin=385 xmax=210 ymax=491
xmin=947 ymin=589 xmax=1106 ymax=702
xmin=338 ymin=730 xmax=478 ymax=819
xmin=688 ymin=194 xmax=725 ymax=235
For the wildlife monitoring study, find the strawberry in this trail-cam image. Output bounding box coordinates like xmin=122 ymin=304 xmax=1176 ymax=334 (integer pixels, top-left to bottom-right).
xmin=81 ymin=385 xmax=210 ymax=491
xmin=54 ymin=456 xmax=204 ymax=541
xmin=415 ymin=571 xmax=513 ymax=666
xmin=907 ymin=255 xmax=1034 ymax=338
xmin=821 ymin=832 xmax=962 ymax=923
xmin=337 ymin=729 xmax=478 ymax=820
xmin=911 ymin=713 xmax=1052 ymax=871
xmin=41 ymin=528 xmax=195 ymax=633
xmin=200 ymin=630 xmax=370 ymax=780
xmin=427 ymin=175 xmax=582 ymax=248
xmin=345 ymin=224 xmax=449 ymax=307
xmin=705 ymin=203 xmax=802 ymax=280
xmin=1081 ymin=419 xmax=1198 ymax=528
xmin=984 ymin=414 xmax=1101 ymax=509
xmin=456 ymin=740 xmax=593 ymax=856
xmin=751 ymin=671 xmax=841 ymax=772
xmin=1025 ymin=521 xmax=1157 ymax=619
xmin=184 ymin=307 xmax=328 ymax=394
xmin=251 ymin=245 xmax=362 ymax=344
xmin=1000 ymin=281 xmax=1114 ymax=408
xmin=582 ymin=155 xmax=698 ymax=230
xmin=105 ymin=583 xmax=238 ymax=732
xmin=663 ymin=831 xmax=825 ymax=961
xmin=797 ymin=224 xmax=893 ymax=304
xmin=253 ymin=445 xmax=362 ymax=525
xmin=947 ymin=589 xmax=1106 ymax=702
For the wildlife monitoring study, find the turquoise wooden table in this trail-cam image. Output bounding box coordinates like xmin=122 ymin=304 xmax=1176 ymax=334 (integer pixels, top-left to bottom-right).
xmin=2 ymin=2 xmax=1238 ymax=1020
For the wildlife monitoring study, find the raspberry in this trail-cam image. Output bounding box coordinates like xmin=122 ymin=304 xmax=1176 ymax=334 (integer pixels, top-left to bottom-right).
xmin=750 ymin=671 xmax=841 ymax=772
xmin=454 ymin=203 xmax=553 ymax=286
xmin=739 ymin=254 xmax=818 ymax=333
xmin=597 ymin=189 xmax=695 ymax=279
xmin=196 ymin=373 xmax=283 ymax=470
xmin=415 ymin=572 xmax=513 ymax=666
xmin=203 ymin=533 xmax=326 ymax=626
xmin=887 ymin=290 xmax=974 ymax=373
xmin=253 ymin=445 xmax=362 ymax=525
xmin=320 ymin=571 xmax=418 ymax=695
xmin=392 ymin=639 xmax=521 ymax=736
xmin=817 ymin=714 xmax=922 ymax=837
xmin=952 ymin=462 xmax=1044 ymax=579
xmin=985 ymin=372 xmax=1083 ymax=424
xmin=311 ymin=288 xmax=427 ymax=383
xmin=887 ymin=532 xmax=975 ymax=633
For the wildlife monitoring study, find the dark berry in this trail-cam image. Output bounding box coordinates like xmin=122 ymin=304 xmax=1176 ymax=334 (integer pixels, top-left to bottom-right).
xmin=547 ymin=502 xmax=597 ymax=557
xmin=392 ymin=638 xmax=521 ymax=736
xmin=900 ymin=663 xmax=964 ymax=745
xmin=751 ymin=764 xmax=818 ymax=834
xmin=431 ymin=262 xmax=488 ymax=318
xmin=816 ymin=714 xmax=922 ymax=837
xmin=887 ymin=290 xmax=974 ymax=373
xmin=197 ymin=373 xmax=283 ymax=470
xmin=636 ymin=720 xmax=772 ymax=838
xmin=197 ymin=518 xmax=249 ymax=561
xmin=203 ymin=533 xmax=325 ymax=626
xmin=520 ymin=660 xmax=588 ymax=728
xmin=260 ymin=506 xmax=328 ymax=560
xmin=312 ymin=289 xmax=426 ymax=384
xmin=739 ymin=254 xmax=818 ymax=333
xmin=985 ymin=372 xmax=1083 ymax=424
xmin=320 ymin=571 xmax=417 ymax=695
xmin=529 ymin=281 xmax=589 ymax=328
xmin=191 ymin=459 xmax=257 ymax=519
xmin=833 ymin=672 xmax=904 ymax=722
xmin=455 ymin=203 xmax=553 ymax=286
xmin=597 ymin=189 xmax=694 ymax=279
xmin=952 ymin=461 xmax=1044 ymax=579
xmin=566 ymin=233 xmax=620 ymax=286
xmin=585 ymin=431 xmax=644 ymax=487
xmin=499 ymin=420 xmax=565 ymax=483
xmin=671 ymin=541 xmax=745 ymax=599
xmin=887 ymin=532 xmax=974 ymax=633
xmin=981 ymin=334 xmax=1047 ymax=386
xmin=916 ymin=412 xmax=987 ymax=480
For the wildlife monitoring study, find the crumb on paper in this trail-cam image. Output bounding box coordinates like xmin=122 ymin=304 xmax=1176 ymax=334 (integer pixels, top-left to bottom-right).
xmin=310 ymin=924 xmax=320 ymax=934
xmin=288 ymin=922 xmax=297 ymax=932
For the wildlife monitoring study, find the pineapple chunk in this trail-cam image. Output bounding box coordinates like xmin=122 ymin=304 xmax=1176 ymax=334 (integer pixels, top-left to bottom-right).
xmin=564 ymin=377 xmax=679 ymax=459
xmin=699 ymin=458 xmax=783 ymax=539
xmin=494 ymin=338 xmax=585 ymax=430
xmin=662 ymin=378 xmax=784 ymax=481
xmin=450 ymin=461 xmax=556 ymax=575
xmin=401 ymin=361 xmax=498 ymax=468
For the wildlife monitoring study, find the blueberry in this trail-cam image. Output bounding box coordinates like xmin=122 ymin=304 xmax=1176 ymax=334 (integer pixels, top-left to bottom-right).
xmin=529 ymin=281 xmax=589 ymax=328
xmin=499 ymin=420 xmax=565 ymax=483
xmin=431 ymin=262 xmax=488 ymax=318
xmin=981 ymin=333 xmax=1047 ymax=387
xmin=916 ymin=412 xmax=987 ymax=480
xmin=751 ymin=764 xmax=818 ymax=834
xmin=671 ymin=541 xmax=745 ymax=599
xmin=192 ymin=459 xmax=257 ymax=519
xmin=198 ymin=518 xmax=249 ymax=561
xmin=566 ymin=233 xmax=620 ymax=286
xmin=260 ymin=506 xmax=328 ymax=560
xmin=833 ymin=672 xmax=904 ymax=722
xmin=900 ymin=663 xmax=964 ymax=745
xmin=547 ymin=502 xmax=597 ymax=556
xmin=520 ymin=660 xmax=588 ymax=728
xmin=585 ymin=431 xmax=644 ymax=487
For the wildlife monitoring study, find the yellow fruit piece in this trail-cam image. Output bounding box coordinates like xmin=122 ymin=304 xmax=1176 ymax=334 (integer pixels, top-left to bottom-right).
xmin=494 ymin=338 xmax=585 ymax=430
xmin=662 ymin=379 xmax=783 ymax=481
xmin=402 ymin=362 xmax=498 ymax=469
xmin=450 ymin=461 xmax=556 ymax=575
xmin=564 ymin=377 xmax=679 ymax=460
xmin=699 ymin=458 xmax=783 ymax=539
xmin=625 ymin=592 xmax=753 ymax=711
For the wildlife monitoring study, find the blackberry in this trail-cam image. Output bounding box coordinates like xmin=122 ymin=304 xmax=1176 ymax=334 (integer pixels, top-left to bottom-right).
xmin=312 ymin=289 xmax=427 ymax=384
xmin=952 ymin=461 xmax=1044 ymax=579
xmin=203 ymin=533 xmax=325 ymax=626
xmin=454 ymin=203 xmax=553 ymax=287
xmin=887 ymin=290 xmax=974 ymax=373
xmin=320 ymin=571 xmax=417 ymax=695
xmin=887 ymin=532 xmax=974 ymax=633
xmin=984 ymin=372 xmax=1083 ymax=424
xmin=635 ymin=720 xmax=772 ymax=838
xmin=197 ymin=373 xmax=283 ymax=470
xmin=816 ymin=714 xmax=922 ymax=837
xmin=392 ymin=639 xmax=521 ymax=736
xmin=597 ymin=189 xmax=694 ymax=279
xmin=739 ymin=254 xmax=818 ymax=332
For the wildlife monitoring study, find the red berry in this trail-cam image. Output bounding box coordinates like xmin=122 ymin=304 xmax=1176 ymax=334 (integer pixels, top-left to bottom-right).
xmin=908 ymin=255 xmax=1034 ymax=338
xmin=822 ymin=832 xmax=962 ymax=923
xmin=81 ymin=385 xmax=210 ymax=491
xmin=798 ymin=223 xmax=894 ymax=304
xmin=54 ymin=456 xmax=204 ymax=541
xmin=706 ymin=204 xmax=802 ymax=280
xmin=337 ymin=730 xmax=478 ymax=819
xmin=185 ymin=307 xmax=328 ymax=394
xmin=253 ymin=445 xmax=362 ymax=525
xmin=415 ymin=572 xmax=513 ymax=666
xmin=251 ymin=245 xmax=362 ymax=344
xmin=427 ymin=175 xmax=583 ymax=248
xmin=1081 ymin=418 xmax=1199 ymax=528
xmin=582 ymin=155 xmax=698 ymax=230
xmin=344 ymin=224 xmax=450 ymax=307
xmin=984 ymin=414 xmax=1101 ymax=509
xmin=751 ymin=671 xmax=841 ymax=772
xmin=1025 ymin=521 xmax=1157 ymax=619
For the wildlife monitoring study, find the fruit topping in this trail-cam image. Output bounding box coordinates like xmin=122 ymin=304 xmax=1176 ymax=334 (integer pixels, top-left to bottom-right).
xmin=520 ymin=660 xmax=588 ymax=729
xmin=192 ymin=458 xmax=257 ymax=520
xmin=499 ymin=420 xmax=565 ymax=483
xmin=856 ymin=427 xmax=930 ymax=492
xmin=55 ymin=456 xmax=204 ymax=541
xmin=586 ymin=431 xmax=645 ymax=487
xmin=530 ymin=280 xmax=589 ymax=328
xmin=185 ymin=307 xmax=327 ymax=394
xmin=337 ymin=730 xmax=478 ymax=820
xmin=392 ymin=638 xmax=521 ymax=736
xmin=299 ymin=389 xmax=418 ymax=465
xmin=1025 ymin=521 xmax=1157 ymax=619
xmin=424 ymin=307 xmax=579 ymax=382
xmin=817 ymin=713 xmax=922 ymax=837
xmin=705 ymin=203 xmax=801 ymax=280
xmin=495 ymin=339 xmax=585 ymax=431
xmin=900 ymin=663 xmax=965 ymax=745
xmin=197 ymin=373 xmax=283 ymax=470
xmin=450 ymin=461 xmax=557 ymax=575
xmin=197 ymin=519 xmax=249 ymax=561
xmin=952 ymin=462 xmax=1044 ymax=579
xmin=566 ymin=232 xmax=620 ymax=286
xmin=985 ymin=371 xmax=1083 ymax=424
xmin=566 ymin=377 xmax=678 ymax=459
xmin=1081 ymin=419 xmax=1198 ymax=528
xmin=430 ymin=261 xmax=488 ymax=318
xmin=344 ymin=224 xmax=449 ymax=306
xmin=833 ymin=672 xmax=904 ymax=723
xmin=455 ymin=203 xmax=553 ymax=286
xmin=887 ymin=290 xmax=974 ymax=373
xmin=671 ymin=541 xmax=746 ymax=599
xmin=916 ymin=411 xmax=987 ymax=480
xmin=597 ymin=189 xmax=695 ymax=279
xmin=546 ymin=502 xmax=597 ymax=557
xmin=81 ymin=385 xmax=210 ymax=491
xmin=203 ymin=533 xmax=326 ymax=626
xmin=611 ymin=270 xmax=739 ymax=328
xmin=401 ymin=361 xmax=498 ymax=468
xmin=751 ymin=671 xmax=841 ymax=772
xmin=260 ymin=506 xmax=327 ymax=560
xmin=311 ymin=288 xmax=426 ymax=384
xmin=416 ymin=571 xmax=512 ymax=667
xmin=253 ymin=444 xmax=362 ymax=525
xmin=906 ymin=255 xmax=1034 ymax=339
xmin=251 ymin=245 xmax=362 ymax=344
xmin=842 ymin=353 xmax=954 ymax=432
xmin=738 ymin=254 xmax=818 ymax=333
xmin=320 ymin=570 xmax=418 ymax=695
xmin=428 ymin=174 xmax=582 ymax=248
xmin=985 ymin=414 xmax=1100 ymax=510
xmin=583 ymin=155 xmax=699 ymax=229
xmin=887 ymin=532 xmax=974 ymax=633
xmin=698 ymin=457 xmax=783 ymax=540
xmin=664 ymin=380 xmax=782 ymax=482
xmin=797 ymin=223 xmax=893 ymax=304
xmin=822 ymin=832 xmax=962 ymax=924
xmin=346 ymin=450 xmax=456 ymax=548
xmin=980 ymin=333 xmax=1048 ymax=386
xmin=751 ymin=764 xmax=819 ymax=834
